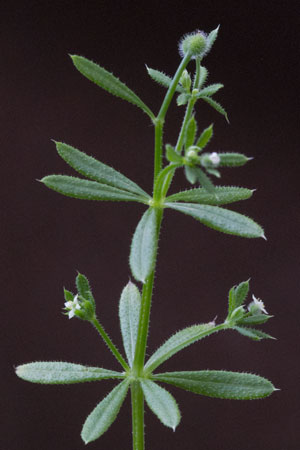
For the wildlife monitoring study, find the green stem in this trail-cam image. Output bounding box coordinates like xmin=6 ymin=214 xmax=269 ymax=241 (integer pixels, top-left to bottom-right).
xmin=153 ymin=52 xmax=191 ymax=181
xmin=131 ymin=381 xmax=144 ymax=450
xmin=175 ymin=97 xmax=196 ymax=154
xmin=193 ymin=58 xmax=201 ymax=89
xmin=91 ymin=317 xmax=129 ymax=371
xmin=132 ymin=208 xmax=164 ymax=377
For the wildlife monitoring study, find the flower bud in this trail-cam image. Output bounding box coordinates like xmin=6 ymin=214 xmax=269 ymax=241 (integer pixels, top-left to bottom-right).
xmin=180 ymin=69 xmax=192 ymax=92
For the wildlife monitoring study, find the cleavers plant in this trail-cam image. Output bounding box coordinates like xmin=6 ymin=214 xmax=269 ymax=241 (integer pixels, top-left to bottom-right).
xmin=16 ymin=27 xmax=277 ymax=450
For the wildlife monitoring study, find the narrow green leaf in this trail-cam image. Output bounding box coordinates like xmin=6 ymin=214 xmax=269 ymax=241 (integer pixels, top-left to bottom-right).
xmin=202 ymin=96 xmax=229 ymax=122
xmin=185 ymin=116 xmax=197 ymax=149
xmin=130 ymin=208 xmax=158 ymax=283
xmin=235 ymin=280 xmax=250 ymax=307
xmin=195 ymin=124 xmax=213 ymax=149
xmin=154 ymin=370 xmax=275 ymax=400
xmin=166 ymin=186 xmax=254 ymax=205
xmin=228 ymin=286 xmax=236 ymax=316
xmin=219 ymin=152 xmax=250 ymax=167
xmin=141 ymin=380 xmax=181 ymax=431
xmin=145 ymin=322 xmax=219 ymax=373
xmin=71 ymin=55 xmax=155 ymax=119
xmin=198 ymin=83 xmax=224 ymax=97
xmin=206 ymin=25 xmax=220 ymax=52
xmin=177 ymin=93 xmax=190 ymax=106
xmin=234 ymin=326 xmax=275 ymax=341
xmin=119 ymin=282 xmax=141 ymax=367
xmin=41 ymin=175 xmax=147 ymax=203
xmin=166 ymin=144 xmax=182 ymax=164
xmin=76 ymin=273 xmax=94 ymax=303
xmin=81 ymin=380 xmax=129 ymax=443
xmin=165 ymin=202 xmax=265 ymax=239
xmin=198 ymin=66 xmax=208 ymax=89
xmin=195 ymin=168 xmax=215 ymax=194
xmin=146 ymin=66 xmax=184 ymax=93
xmin=64 ymin=289 xmax=74 ymax=302
xmin=184 ymin=166 xmax=198 ymax=184
xmin=55 ymin=142 xmax=149 ymax=198
xmin=206 ymin=168 xmax=221 ymax=178
xmin=238 ymin=315 xmax=273 ymax=325
xmin=16 ymin=362 xmax=124 ymax=384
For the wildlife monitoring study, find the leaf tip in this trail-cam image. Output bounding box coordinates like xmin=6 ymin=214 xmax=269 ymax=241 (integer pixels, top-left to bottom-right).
xmin=261 ymin=233 xmax=267 ymax=241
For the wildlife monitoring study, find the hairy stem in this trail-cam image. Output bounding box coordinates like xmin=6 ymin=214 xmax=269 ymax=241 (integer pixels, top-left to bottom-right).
xmin=91 ymin=317 xmax=129 ymax=371
xmin=154 ymin=52 xmax=191 ymax=181
xmin=131 ymin=381 xmax=145 ymax=450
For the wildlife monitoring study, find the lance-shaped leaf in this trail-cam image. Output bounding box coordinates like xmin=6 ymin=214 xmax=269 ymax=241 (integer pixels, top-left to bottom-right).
xmin=219 ymin=152 xmax=250 ymax=167
xmin=228 ymin=279 xmax=250 ymax=316
xmin=195 ymin=168 xmax=215 ymax=194
xmin=166 ymin=186 xmax=253 ymax=206
xmin=234 ymin=326 xmax=275 ymax=341
xmin=166 ymin=144 xmax=183 ymax=164
xmin=206 ymin=25 xmax=220 ymax=53
xmin=41 ymin=175 xmax=147 ymax=203
xmin=198 ymin=66 xmax=208 ymax=89
xmin=55 ymin=142 xmax=149 ymax=198
xmin=185 ymin=116 xmax=197 ymax=149
xmin=76 ymin=272 xmax=95 ymax=306
xmin=16 ymin=362 xmax=124 ymax=384
xmin=141 ymin=380 xmax=181 ymax=431
xmin=202 ymin=96 xmax=229 ymax=122
xmin=71 ymin=55 xmax=155 ymax=120
xmin=146 ymin=66 xmax=184 ymax=93
xmin=130 ymin=208 xmax=157 ymax=283
xmin=119 ymin=282 xmax=141 ymax=367
xmin=238 ymin=314 xmax=273 ymax=325
xmin=165 ymin=202 xmax=265 ymax=239
xmin=145 ymin=322 xmax=220 ymax=373
xmin=195 ymin=123 xmax=213 ymax=149
xmin=153 ymin=370 xmax=276 ymax=400
xmin=177 ymin=92 xmax=190 ymax=106
xmin=198 ymin=83 xmax=224 ymax=97
xmin=81 ymin=380 xmax=129 ymax=443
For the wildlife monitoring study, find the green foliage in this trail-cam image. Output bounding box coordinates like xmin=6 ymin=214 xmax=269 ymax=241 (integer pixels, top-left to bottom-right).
xmin=185 ymin=116 xmax=197 ymax=149
xmin=55 ymin=141 xmax=150 ymax=198
xmin=16 ymin=362 xmax=123 ymax=384
xmin=119 ymin=282 xmax=142 ymax=367
xmin=81 ymin=380 xmax=130 ymax=443
xmin=202 ymin=96 xmax=229 ymax=122
xmin=165 ymin=202 xmax=265 ymax=238
xmin=71 ymin=55 xmax=155 ymax=119
xmin=197 ymin=83 xmax=224 ymax=97
xmin=195 ymin=123 xmax=213 ymax=149
xmin=17 ymin=26 xmax=277 ymax=450
xmin=130 ymin=208 xmax=158 ymax=283
xmin=145 ymin=322 xmax=219 ymax=373
xmin=154 ymin=370 xmax=275 ymax=400
xmin=141 ymin=380 xmax=181 ymax=430
xmin=146 ymin=66 xmax=184 ymax=93
xmin=166 ymin=186 xmax=254 ymax=205
xmin=41 ymin=175 xmax=148 ymax=203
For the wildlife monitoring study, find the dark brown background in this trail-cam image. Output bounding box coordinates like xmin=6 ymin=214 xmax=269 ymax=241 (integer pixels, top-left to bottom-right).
xmin=2 ymin=1 xmax=300 ymax=449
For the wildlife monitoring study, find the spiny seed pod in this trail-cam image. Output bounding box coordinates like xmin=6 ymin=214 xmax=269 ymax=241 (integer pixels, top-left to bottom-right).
xmin=179 ymin=30 xmax=207 ymax=59
xmin=179 ymin=26 xmax=219 ymax=60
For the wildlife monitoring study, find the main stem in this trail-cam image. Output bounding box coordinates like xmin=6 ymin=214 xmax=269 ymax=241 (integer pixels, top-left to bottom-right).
xmin=131 ymin=52 xmax=192 ymax=450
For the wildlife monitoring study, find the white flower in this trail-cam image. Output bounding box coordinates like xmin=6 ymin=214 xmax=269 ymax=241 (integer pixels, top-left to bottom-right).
xmin=65 ymin=294 xmax=81 ymax=319
xmin=209 ymin=152 xmax=220 ymax=165
xmin=249 ymin=294 xmax=268 ymax=315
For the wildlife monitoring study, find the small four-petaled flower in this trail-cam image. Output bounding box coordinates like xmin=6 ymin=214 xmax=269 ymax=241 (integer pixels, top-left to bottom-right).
xmin=65 ymin=294 xmax=81 ymax=319
xmin=249 ymin=294 xmax=268 ymax=315
xmin=209 ymin=152 xmax=220 ymax=165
